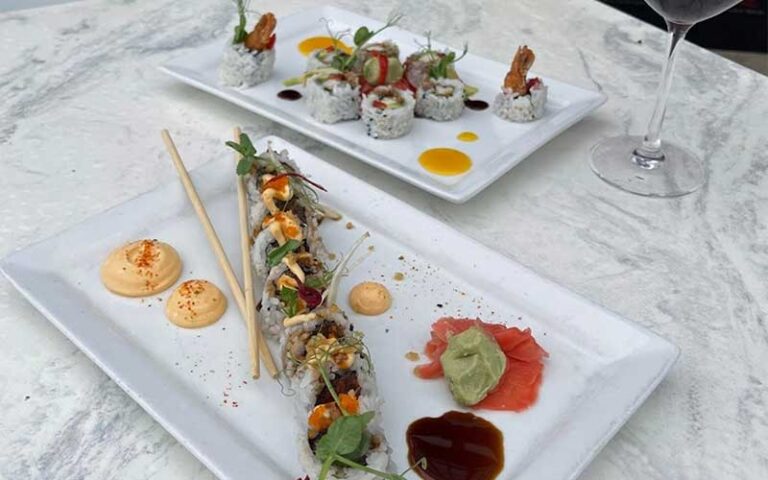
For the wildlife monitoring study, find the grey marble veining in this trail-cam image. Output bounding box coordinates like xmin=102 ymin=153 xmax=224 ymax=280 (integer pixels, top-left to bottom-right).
xmin=1 ymin=0 xmax=767 ymax=479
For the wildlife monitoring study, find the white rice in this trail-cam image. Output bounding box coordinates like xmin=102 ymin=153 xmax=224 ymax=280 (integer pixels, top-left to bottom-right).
xmin=361 ymin=89 xmax=415 ymax=139
xmin=414 ymin=78 xmax=465 ymax=121
xmin=219 ymin=43 xmax=275 ymax=88
xmin=305 ymin=78 xmax=361 ymax=124
xmin=492 ymin=81 xmax=548 ymax=122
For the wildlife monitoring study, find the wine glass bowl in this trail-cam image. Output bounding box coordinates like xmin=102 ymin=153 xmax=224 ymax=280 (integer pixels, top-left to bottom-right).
xmin=589 ymin=0 xmax=743 ymax=197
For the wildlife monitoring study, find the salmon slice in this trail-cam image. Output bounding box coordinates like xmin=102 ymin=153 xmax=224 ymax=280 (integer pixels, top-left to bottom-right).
xmin=414 ymin=317 xmax=547 ymax=411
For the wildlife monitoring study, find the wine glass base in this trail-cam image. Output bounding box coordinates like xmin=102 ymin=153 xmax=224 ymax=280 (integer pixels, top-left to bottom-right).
xmin=590 ymin=135 xmax=705 ymax=197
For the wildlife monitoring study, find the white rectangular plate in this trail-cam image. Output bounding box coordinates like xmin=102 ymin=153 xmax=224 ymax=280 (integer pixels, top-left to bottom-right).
xmin=2 ymin=136 xmax=677 ymax=480
xmin=160 ymin=6 xmax=606 ymax=203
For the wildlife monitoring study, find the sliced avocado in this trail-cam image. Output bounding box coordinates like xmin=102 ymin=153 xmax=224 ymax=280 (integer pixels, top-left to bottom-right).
xmin=363 ymin=57 xmax=381 ymax=84
xmin=386 ymin=57 xmax=404 ymax=84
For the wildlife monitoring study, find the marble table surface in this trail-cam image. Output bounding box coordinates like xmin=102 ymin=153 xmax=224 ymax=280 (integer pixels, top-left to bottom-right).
xmin=1 ymin=0 xmax=767 ymax=478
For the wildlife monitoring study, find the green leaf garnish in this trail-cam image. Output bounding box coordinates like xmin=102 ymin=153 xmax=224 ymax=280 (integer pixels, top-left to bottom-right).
xmin=305 ymin=270 xmax=334 ymax=289
xmin=353 ymin=26 xmax=372 ymax=46
xmin=280 ymin=287 xmax=299 ymax=317
xmin=267 ymin=239 xmax=301 ymax=267
xmin=428 ymin=42 xmax=469 ymax=79
xmin=232 ymin=0 xmax=248 ymax=44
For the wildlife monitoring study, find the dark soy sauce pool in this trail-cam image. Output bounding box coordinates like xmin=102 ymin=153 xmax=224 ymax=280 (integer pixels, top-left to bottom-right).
xmin=406 ymin=411 xmax=504 ymax=480
xmin=464 ymin=99 xmax=489 ymax=111
xmin=277 ymin=89 xmax=302 ymax=100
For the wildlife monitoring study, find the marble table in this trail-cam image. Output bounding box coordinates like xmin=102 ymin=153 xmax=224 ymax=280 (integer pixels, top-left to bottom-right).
xmin=1 ymin=0 xmax=767 ymax=478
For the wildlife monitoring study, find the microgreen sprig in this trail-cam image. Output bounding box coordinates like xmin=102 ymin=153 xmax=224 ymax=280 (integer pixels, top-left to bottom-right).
xmin=267 ymin=239 xmax=301 ymax=267
xmin=232 ymin=0 xmax=249 ymax=44
xmin=333 ymin=12 xmax=403 ymax=72
xmin=225 ymin=133 xmax=324 ymax=215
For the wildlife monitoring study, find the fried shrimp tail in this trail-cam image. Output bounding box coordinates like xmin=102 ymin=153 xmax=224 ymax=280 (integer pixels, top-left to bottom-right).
xmin=245 ymin=12 xmax=277 ymax=51
xmin=503 ymin=45 xmax=535 ymax=95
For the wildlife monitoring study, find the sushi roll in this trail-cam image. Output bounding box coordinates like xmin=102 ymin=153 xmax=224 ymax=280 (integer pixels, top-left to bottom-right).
xmin=361 ymin=86 xmax=415 ymax=139
xmin=404 ymin=39 xmax=476 ymax=121
xmin=227 ymin=134 xmax=393 ymax=480
xmin=219 ymin=4 xmax=277 ymax=88
xmin=414 ymin=78 xmax=465 ymax=121
xmin=493 ymin=45 xmax=548 ymax=122
xmin=304 ymin=70 xmax=362 ymax=124
xmin=353 ymin=40 xmax=400 ymax=74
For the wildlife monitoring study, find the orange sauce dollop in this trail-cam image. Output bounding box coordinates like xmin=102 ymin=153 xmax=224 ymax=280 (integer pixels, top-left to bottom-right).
xmin=298 ymin=36 xmax=352 ymax=56
xmin=457 ymin=131 xmax=479 ymax=142
xmin=418 ymin=148 xmax=473 ymax=176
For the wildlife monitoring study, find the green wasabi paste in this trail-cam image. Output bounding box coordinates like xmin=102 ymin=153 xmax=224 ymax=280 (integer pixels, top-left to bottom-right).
xmin=440 ymin=326 xmax=506 ymax=406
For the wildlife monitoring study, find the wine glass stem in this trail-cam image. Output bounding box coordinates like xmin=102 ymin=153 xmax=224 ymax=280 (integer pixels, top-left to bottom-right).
xmin=634 ymin=21 xmax=692 ymax=166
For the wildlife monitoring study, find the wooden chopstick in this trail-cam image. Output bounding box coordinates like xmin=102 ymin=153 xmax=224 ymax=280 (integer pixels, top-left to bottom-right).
xmin=234 ymin=127 xmax=260 ymax=379
xmin=161 ymin=129 xmax=278 ymax=378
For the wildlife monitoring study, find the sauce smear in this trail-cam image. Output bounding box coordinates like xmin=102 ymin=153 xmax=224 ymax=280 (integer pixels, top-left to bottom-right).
xmin=464 ymin=99 xmax=489 ymax=111
xmin=407 ymin=411 xmax=504 ymax=480
xmin=419 ymin=148 xmax=472 ymax=176
xmin=277 ymin=89 xmax=302 ymax=100
xmin=457 ymin=131 xmax=479 ymax=142
xmin=298 ymin=36 xmax=352 ymax=56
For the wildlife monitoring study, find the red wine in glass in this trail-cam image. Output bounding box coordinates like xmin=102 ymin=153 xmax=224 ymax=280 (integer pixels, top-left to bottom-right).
xmin=590 ymin=0 xmax=742 ymax=197
xmin=645 ymin=0 xmax=744 ymax=23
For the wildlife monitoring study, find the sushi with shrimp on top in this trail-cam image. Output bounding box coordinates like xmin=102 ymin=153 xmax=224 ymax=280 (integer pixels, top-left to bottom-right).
xmin=219 ymin=1 xmax=277 ymax=88
xmin=493 ymin=45 xmax=547 ymax=122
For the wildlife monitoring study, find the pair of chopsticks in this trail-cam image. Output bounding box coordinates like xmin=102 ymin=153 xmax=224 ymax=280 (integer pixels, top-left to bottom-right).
xmin=161 ymin=128 xmax=278 ymax=379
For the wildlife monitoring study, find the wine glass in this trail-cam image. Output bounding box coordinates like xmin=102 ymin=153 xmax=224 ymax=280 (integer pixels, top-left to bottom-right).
xmin=590 ymin=0 xmax=743 ymax=197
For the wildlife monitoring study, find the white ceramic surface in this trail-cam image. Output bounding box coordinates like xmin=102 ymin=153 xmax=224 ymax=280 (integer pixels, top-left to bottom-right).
xmin=2 ymin=136 xmax=677 ymax=480
xmin=160 ymin=6 xmax=606 ymax=203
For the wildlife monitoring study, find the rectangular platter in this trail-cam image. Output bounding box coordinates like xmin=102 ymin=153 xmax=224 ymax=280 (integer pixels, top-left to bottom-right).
xmin=160 ymin=6 xmax=606 ymax=203
xmin=1 ymin=135 xmax=677 ymax=480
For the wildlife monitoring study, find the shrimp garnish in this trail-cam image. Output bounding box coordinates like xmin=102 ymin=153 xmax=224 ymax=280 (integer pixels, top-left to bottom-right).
xmin=245 ymin=12 xmax=277 ymax=51
xmin=503 ymin=45 xmax=535 ymax=95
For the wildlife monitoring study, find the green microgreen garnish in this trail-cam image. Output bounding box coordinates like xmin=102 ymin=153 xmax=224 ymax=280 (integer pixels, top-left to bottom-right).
xmin=317 ymin=408 xmax=427 ymax=480
xmin=333 ymin=12 xmax=403 ymax=72
xmin=280 ymin=287 xmax=299 ymax=317
xmin=305 ymin=270 xmax=335 ymax=290
xmin=225 ymin=133 xmax=324 ymax=215
xmin=267 ymin=239 xmax=301 ymax=267
xmin=232 ymin=0 xmax=249 ymax=44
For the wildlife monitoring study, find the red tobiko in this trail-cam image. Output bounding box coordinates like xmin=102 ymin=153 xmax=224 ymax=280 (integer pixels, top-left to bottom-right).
xmin=298 ymin=283 xmax=323 ymax=309
xmin=266 ymin=34 xmax=277 ymax=50
xmin=526 ymin=77 xmax=541 ymax=91
xmin=263 ymin=172 xmax=327 ymax=192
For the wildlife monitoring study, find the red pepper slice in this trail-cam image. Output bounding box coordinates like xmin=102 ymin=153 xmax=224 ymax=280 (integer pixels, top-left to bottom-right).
xmin=263 ymin=172 xmax=328 ymax=192
xmin=393 ymin=77 xmax=415 ymax=93
xmin=266 ymin=34 xmax=276 ymax=50
xmin=371 ymin=52 xmax=388 ymax=85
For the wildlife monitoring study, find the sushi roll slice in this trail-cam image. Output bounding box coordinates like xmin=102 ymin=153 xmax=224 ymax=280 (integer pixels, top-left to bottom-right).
xmin=404 ymin=39 xmax=476 ymax=121
xmin=304 ymin=70 xmax=362 ymax=124
xmin=493 ymin=45 xmax=548 ymax=122
xmin=228 ymin=134 xmax=393 ymax=480
xmin=361 ymin=86 xmax=415 ymax=139
xmin=414 ymin=78 xmax=465 ymax=121
xmin=219 ymin=3 xmax=277 ymax=88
